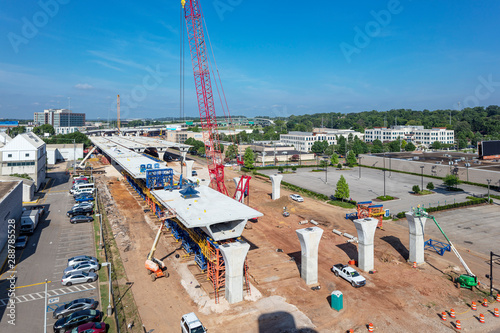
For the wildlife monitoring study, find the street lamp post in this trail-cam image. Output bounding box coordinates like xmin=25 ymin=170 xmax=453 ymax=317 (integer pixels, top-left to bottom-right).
xmin=420 ymin=166 xmax=424 ymax=190
xmin=487 ymin=179 xmax=492 ymax=202
xmin=358 ymin=156 xmax=362 ymax=179
xmin=101 ymin=262 xmax=113 ymax=316
xmin=323 ymin=156 xmax=329 ymax=183
xmin=383 ymin=169 xmax=386 ymax=197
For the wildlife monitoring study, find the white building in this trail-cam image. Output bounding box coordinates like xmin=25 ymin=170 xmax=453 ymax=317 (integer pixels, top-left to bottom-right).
xmin=0 ymin=133 xmax=47 ymax=190
xmin=46 ymin=143 xmax=84 ymax=165
xmin=280 ymin=129 xmax=364 ymax=152
xmin=0 ymin=132 xmax=12 ymax=148
xmin=363 ymin=126 xmax=454 ymax=146
xmin=55 ymin=127 xmax=80 ymax=135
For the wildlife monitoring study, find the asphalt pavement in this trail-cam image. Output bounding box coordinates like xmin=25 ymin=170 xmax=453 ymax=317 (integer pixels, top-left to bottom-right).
xmin=261 ymin=166 xmax=491 ymax=213
xmin=0 ymin=168 xmax=99 ymax=333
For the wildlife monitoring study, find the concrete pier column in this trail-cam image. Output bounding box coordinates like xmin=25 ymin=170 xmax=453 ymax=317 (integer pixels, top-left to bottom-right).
xmin=233 ymin=177 xmax=249 ymax=202
xmin=269 ymin=174 xmax=283 ymax=200
xmin=352 ymin=218 xmax=379 ymax=272
xmin=219 ymin=241 xmax=251 ymax=304
xmin=405 ymin=211 xmax=427 ymax=264
xmin=185 ymin=160 xmax=194 ymax=178
xmin=296 ymin=227 xmax=324 ymax=285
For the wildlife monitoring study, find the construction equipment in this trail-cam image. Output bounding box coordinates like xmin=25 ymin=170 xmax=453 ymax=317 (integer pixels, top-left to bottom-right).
xmin=181 ymin=0 xmax=250 ymax=203
xmin=145 ymin=222 xmax=169 ymax=281
xmin=415 ymin=206 xmax=478 ymax=289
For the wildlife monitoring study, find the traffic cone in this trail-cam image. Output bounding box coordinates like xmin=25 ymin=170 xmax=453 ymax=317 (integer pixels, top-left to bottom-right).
xmin=494 ymin=308 xmax=499 ymax=317
xmin=441 ymin=311 xmax=447 ymax=321
xmin=496 ymin=294 xmax=500 ymax=302
xmin=483 ymin=298 xmax=488 ymax=307
xmin=455 ymin=320 xmax=461 ymax=330
xmin=368 ymin=323 xmax=374 ymax=332
xmin=450 ymin=308 xmax=456 ymax=318
xmin=413 ymin=262 xmax=417 ymax=268
xmin=479 ymin=313 xmax=485 ymax=323
xmin=472 ymin=301 xmax=477 ymax=311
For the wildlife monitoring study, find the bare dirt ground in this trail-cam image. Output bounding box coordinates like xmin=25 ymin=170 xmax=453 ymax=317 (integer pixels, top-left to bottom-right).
xmin=92 ymin=160 xmax=500 ymax=333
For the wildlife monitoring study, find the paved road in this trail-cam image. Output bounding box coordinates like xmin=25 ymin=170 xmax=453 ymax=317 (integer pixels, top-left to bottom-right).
xmin=261 ymin=167 xmax=491 ymax=213
xmin=0 ymin=169 xmax=99 ymax=333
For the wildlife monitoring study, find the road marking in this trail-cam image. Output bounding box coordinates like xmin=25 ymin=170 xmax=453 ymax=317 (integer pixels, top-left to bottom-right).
xmin=0 ymin=283 xmax=96 ymax=307
xmin=13 ymin=281 xmax=52 ymax=289
xmin=48 ymin=297 xmax=59 ymax=304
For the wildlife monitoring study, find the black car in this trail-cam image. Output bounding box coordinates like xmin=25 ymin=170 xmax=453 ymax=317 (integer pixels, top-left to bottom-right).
xmin=67 ymin=206 xmax=94 ymax=217
xmin=53 ymin=309 xmax=102 ymax=333
xmin=70 ymin=215 xmax=94 ymax=224
xmin=52 ymin=298 xmax=98 ymax=319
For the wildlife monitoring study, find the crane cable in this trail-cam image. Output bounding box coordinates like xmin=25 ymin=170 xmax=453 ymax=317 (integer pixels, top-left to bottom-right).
xmin=179 ymin=3 xmax=185 ymax=124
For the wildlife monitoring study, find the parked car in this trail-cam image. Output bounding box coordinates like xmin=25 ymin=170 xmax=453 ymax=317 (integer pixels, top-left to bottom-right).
xmin=73 ymin=176 xmax=88 ymax=184
xmin=67 ymin=207 xmax=94 ymax=217
xmin=181 ymin=312 xmax=207 ymax=333
xmin=66 ymin=321 xmax=107 ymax=333
xmin=68 ymin=256 xmax=98 ymax=267
xmin=331 ymin=264 xmax=366 ymax=288
xmin=52 ymin=298 xmax=99 ymax=319
xmin=70 ymin=215 xmax=94 ymax=224
xmin=61 ymin=271 xmax=98 ymax=286
xmin=53 ymin=309 xmax=102 ymax=333
xmin=73 ymin=202 xmax=93 ymax=209
xmin=15 ymin=235 xmax=29 ymax=249
xmin=290 ymin=194 xmax=304 ymax=202
xmin=64 ymin=261 xmax=100 ymax=275
xmin=192 ymin=170 xmax=198 ymax=176
xmin=74 ymin=194 xmax=94 ymax=203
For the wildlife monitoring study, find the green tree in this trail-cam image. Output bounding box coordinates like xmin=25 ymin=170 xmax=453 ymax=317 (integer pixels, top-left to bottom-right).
xmin=225 ymin=144 xmax=238 ymax=161
xmin=243 ymin=147 xmax=254 ymax=168
xmin=412 ymin=185 xmax=420 ymax=193
xmin=371 ymin=139 xmax=384 ymax=153
xmin=278 ymin=166 xmax=284 ymax=173
xmin=346 ymin=150 xmax=357 ymax=167
xmin=334 ymin=175 xmax=350 ymax=201
xmin=330 ymin=153 xmax=339 ymax=165
xmin=431 ymin=141 xmax=442 ymax=150
xmin=337 ymin=136 xmax=347 ymax=155
xmin=405 ymin=142 xmax=416 ymax=151
xmin=311 ymin=140 xmax=328 ymax=154
xmin=324 ymin=144 xmax=335 ymax=156
xmin=7 ymin=126 xmax=26 ymax=137
xmin=33 ymin=124 xmax=55 ymax=136
xmin=401 ymin=140 xmax=408 ymax=150
xmin=426 ymin=182 xmax=434 ymax=190
xmin=443 ymin=174 xmax=460 ymax=188
xmin=197 ymin=146 xmax=206 ymax=155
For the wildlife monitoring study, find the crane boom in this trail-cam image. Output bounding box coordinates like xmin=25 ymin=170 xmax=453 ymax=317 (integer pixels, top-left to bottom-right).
xmin=182 ymin=0 xmax=228 ymax=195
xmin=417 ymin=208 xmax=475 ymax=277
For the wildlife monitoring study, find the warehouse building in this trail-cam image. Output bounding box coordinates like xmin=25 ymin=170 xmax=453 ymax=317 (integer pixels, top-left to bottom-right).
xmin=0 ymin=181 xmax=23 ymax=270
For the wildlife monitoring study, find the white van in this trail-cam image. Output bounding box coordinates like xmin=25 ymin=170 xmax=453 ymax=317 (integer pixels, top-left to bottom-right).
xmin=70 ymin=183 xmax=95 ymax=194
xmin=73 ymin=187 xmax=96 ymax=196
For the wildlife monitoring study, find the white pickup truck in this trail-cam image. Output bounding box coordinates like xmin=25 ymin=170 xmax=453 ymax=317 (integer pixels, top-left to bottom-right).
xmin=331 ymin=264 xmax=366 ymax=288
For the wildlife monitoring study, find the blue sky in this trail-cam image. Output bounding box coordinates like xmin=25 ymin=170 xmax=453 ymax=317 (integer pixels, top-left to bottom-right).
xmin=1 ymin=0 xmax=499 ymax=121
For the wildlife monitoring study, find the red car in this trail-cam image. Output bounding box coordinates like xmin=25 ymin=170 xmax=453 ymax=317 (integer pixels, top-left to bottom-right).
xmin=65 ymin=322 xmax=107 ymax=333
xmin=73 ymin=176 xmax=88 ymax=184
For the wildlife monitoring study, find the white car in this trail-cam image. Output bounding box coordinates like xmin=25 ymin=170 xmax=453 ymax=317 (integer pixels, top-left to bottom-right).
xmin=68 ymin=255 xmax=98 ymax=267
xmin=64 ymin=261 xmax=100 ymax=275
xmin=61 ymin=271 xmax=97 ymax=286
xmin=290 ymin=194 xmax=304 ymax=202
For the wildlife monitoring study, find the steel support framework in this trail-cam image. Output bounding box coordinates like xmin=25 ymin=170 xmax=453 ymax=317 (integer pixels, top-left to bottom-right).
xmin=233 ymin=175 xmax=251 ymax=204
xmin=184 ymin=0 xmax=227 ymax=195
xmin=123 ymin=170 xmax=249 ymax=303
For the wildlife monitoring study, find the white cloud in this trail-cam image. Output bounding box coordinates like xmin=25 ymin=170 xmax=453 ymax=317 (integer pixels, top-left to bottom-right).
xmin=75 ymin=83 xmax=94 ymax=90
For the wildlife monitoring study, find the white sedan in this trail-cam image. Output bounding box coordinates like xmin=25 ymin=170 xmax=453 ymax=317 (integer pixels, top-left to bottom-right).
xmin=290 ymin=194 xmax=304 ymax=202
xmin=61 ymin=271 xmax=97 ymax=286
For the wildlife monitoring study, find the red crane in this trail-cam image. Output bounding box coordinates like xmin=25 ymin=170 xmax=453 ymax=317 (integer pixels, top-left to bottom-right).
xmin=182 ymin=0 xmax=250 ymax=202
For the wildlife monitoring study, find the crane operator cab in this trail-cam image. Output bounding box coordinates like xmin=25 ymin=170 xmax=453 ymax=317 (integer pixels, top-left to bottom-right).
xmin=181 ymin=312 xmax=207 ymax=333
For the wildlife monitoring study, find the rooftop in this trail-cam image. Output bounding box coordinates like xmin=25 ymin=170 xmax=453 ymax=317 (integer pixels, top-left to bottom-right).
xmin=0 ymin=181 xmax=21 ymax=203
xmin=151 ymin=185 xmax=262 ymax=241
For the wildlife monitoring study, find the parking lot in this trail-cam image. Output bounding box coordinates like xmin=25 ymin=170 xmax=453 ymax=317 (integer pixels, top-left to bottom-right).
xmin=261 ymin=166 xmax=491 ymax=213
xmin=0 ymin=168 xmax=100 ymax=332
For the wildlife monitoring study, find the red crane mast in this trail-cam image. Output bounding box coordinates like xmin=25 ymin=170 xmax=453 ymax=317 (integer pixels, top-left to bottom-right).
xmin=182 ymin=0 xmax=228 ymax=196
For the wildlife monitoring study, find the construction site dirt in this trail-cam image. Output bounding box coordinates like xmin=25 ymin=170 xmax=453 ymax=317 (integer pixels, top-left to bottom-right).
xmin=92 ymin=162 xmax=500 ymax=333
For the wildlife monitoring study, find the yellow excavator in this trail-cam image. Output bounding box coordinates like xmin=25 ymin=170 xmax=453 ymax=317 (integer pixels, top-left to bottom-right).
xmin=145 ymin=223 xmax=169 ymax=282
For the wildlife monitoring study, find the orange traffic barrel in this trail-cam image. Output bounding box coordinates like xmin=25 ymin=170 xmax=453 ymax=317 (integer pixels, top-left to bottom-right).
xmin=479 ymin=313 xmax=485 ymax=323
xmin=455 ymin=320 xmax=461 ymax=330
